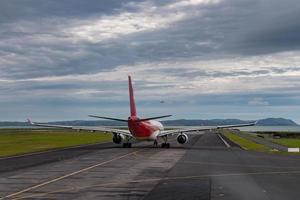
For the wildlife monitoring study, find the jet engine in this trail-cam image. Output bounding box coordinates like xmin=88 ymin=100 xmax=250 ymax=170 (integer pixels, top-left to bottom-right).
xmin=177 ymin=133 xmax=188 ymax=144
xmin=112 ymin=134 xmax=124 ymax=144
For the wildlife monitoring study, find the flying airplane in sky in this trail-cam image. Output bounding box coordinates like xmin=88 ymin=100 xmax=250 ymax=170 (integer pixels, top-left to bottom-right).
xmin=28 ymin=76 xmax=256 ymax=148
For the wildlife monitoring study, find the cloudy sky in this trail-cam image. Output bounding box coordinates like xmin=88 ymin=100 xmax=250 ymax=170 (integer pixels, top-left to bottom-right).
xmin=1 ymin=0 xmax=300 ymax=122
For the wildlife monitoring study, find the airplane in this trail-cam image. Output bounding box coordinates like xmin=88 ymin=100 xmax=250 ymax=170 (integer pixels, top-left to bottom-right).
xmin=28 ymin=75 xmax=256 ymax=148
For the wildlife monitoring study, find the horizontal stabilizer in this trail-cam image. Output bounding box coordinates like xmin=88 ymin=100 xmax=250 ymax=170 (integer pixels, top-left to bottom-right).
xmin=88 ymin=115 xmax=128 ymax=122
xmin=137 ymin=115 xmax=172 ymax=122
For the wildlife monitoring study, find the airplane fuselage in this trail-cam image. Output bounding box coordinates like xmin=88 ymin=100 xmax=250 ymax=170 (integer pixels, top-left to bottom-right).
xmin=128 ymin=116 xmax=163 ymax=141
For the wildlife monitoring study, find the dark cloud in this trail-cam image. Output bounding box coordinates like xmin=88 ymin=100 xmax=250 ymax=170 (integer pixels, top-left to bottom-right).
xmin=0 ymin=0 xmax=137 ymax=23
xmin=1 ymin=0 xmax=300 ymax=79
xmin=0 ymin=0 xmax=300 ymax=121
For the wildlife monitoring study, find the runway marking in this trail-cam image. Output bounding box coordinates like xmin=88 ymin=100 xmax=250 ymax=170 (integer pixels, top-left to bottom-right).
xmin=217 ymin=134 xmax=231 ymax=148
xmin=13 ymin=170 xmax=300 ymax=200
xmin=0 ymin=149 xmax=142 ymax=200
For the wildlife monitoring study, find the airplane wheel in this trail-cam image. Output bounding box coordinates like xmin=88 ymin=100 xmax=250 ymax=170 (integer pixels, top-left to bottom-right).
xmin=123 ymin=143 xmax=132 ymax=148
xmin=161 ymin=143 xmax=170 ymax=148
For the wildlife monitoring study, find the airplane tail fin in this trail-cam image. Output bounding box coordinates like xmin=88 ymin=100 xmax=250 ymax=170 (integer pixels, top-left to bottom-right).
xmin=128 ymin=75 xmax=137 ymax=117
xmin=89 ymin=76 xmax=171 ymax=122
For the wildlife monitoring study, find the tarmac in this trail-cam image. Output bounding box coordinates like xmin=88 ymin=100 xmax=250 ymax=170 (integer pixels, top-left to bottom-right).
xmin=1 ymin=132 xmax=300 ymax=200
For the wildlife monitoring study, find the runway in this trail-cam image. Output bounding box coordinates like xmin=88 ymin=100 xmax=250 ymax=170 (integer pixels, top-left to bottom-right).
xmin=1 ymin=132 xmax=300 ymax=200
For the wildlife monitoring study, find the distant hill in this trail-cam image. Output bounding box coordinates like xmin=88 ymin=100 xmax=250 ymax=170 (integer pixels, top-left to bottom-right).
xmin=255 ymin=118 xmax=298 ymax=126
xmin=0 ymin=118 xmax=298 ymax=127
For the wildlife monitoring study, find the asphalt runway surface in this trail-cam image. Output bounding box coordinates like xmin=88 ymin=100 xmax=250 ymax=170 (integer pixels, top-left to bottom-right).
xmin=1 ymin=132 xmax=300 ymax=200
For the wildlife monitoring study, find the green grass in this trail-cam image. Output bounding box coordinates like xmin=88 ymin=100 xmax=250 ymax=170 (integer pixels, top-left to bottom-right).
xmin=0 ymin=129 xmax=112 ymax=157
xmin=222 ymin=130 xmax=271 ymax=152
xmin=271 ymin=138 xmax=300 ymax=148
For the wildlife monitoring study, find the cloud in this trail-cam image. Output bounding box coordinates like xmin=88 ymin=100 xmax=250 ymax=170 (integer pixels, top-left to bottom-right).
xmin=248 ymin=98 xmax=269 ymax=106
xmin=1 ymin=0 xmax=300 ymax=79
xmin=0 ymin=0 xmax=300 ymax=121
xmin=68 ymin=3 xmax=185 ymax=43
xmin=1 ymin=50 xmax=300 ymax=103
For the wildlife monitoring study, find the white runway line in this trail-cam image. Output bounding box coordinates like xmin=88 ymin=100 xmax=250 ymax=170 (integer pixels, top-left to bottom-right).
xmin=217 ymin=134 xmax=231 ymax=148
xmin=0 ymin=150 xmax=141 ymax=200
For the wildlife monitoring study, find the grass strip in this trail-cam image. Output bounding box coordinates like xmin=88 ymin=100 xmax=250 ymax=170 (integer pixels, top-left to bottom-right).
xmin=0 ymin=129 xmax=112 ymax=157
xmin=271 ymin=138 xmax=300 ymax=148
xmin=222 ymin=130 xmax=271 ymax=152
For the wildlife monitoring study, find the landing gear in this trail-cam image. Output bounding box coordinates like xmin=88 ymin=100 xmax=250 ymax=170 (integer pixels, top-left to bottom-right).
xmin=123 ymin=143 xmax=132 ymax=148
xmin=161 ymin=136 xmax=170 ymax=148
xmin=161 ymin=143 xmax=170 ymax=148
xmin=122 ymin=135 xmax=132 ymax=148
xmin=153 ymin=140 xmax=158 ymax=147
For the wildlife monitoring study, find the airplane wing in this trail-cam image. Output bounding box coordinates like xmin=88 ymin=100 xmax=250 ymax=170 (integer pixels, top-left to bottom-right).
xmin=27 ymin=119 xmax=132 ymax=137
xmin=158 ymin=121 xmax=257 ymax=137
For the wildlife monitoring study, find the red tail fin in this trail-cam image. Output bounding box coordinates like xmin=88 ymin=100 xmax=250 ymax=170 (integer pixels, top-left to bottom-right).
xmin=128 ymin=75 xmax=137 ymax=116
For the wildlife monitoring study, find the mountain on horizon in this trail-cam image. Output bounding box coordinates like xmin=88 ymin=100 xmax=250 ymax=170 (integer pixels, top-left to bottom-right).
xmin=0 ymin=118 xmax=298 ymax=127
